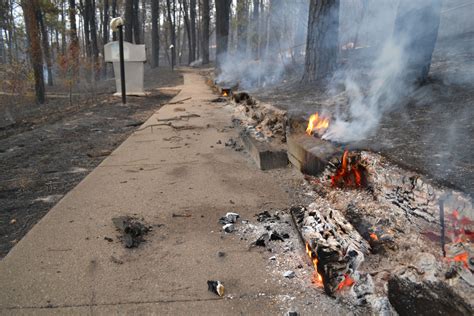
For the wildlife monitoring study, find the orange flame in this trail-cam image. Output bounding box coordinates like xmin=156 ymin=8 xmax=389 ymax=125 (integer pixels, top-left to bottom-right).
xmin=447 ymin=252 xmax=469 ymax=269
xmin=337 ymin=274 xmax=355 ymax=291
xmin=370 ymin=233 xmax=379 ymax=241
xmin=306 ymin=113 xmax=330 ymax=136
xmin=331 ymin=150 xmax=364 ymax=188
xmin=305 ymin=243 xmax=323 ymax=286
xmin=222 ymin=91 xmax=228 ymax=97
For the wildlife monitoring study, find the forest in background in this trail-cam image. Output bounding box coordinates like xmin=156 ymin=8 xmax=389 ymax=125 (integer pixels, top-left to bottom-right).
xmin=0 ymin=0 xmax=473 ymax=105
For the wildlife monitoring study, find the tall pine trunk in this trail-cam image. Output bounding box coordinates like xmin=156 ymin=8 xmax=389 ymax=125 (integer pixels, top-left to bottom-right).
xmin=89 ymin=0 xmax=99 ymax=79
xmin=181 ymin=0 xmax=192 ymax=64
xmin=251 ymin=0 xmax=259 ymax=60
xmin=201 ymin=0 xmax=210 ymax=64
xmin=151 ymin=0 xmax=160 ymax=68
xmin=124 ymin=0 xmax=133 ymax=42
xmin=21 ymin=0 xmax=45 ymax=104
xmin=215 ymin=0 xmax=231 ymax=71
xmin=302 ymin=0 xmax=339 ymax=82
xmin=190 ymin=0 xmax=196 ymax=61
xmin=133 ymin=0 xmax=141 ymax=43
xmin=111 ymin=0 xmax=117 ymax=40
xmin=236 ymin=0 xmax=248 ymax=53
xmin=102 ymin=0 xmax=110 ymax=77
xmin=392 ymin=0 xmax=442 ymax=84
xmin=38 ymin=9 xmax=53 ymax=86
xmin=69 ymin=0 xmax=80 ymax=74
xmin=166 ymin=0 xmax=176 ymax=68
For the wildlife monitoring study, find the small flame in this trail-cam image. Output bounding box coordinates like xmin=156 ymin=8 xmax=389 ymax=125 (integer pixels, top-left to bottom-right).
xmin=331 ymin=150 xmax=364 ymax=188
xmin=305 ymin=243 xmax=323 ymax=286
xmin=447 ymin=251 xmax=469 ymax=269
xmin=306 ymin=113 xmax=330 ymax=136
xmin=337 ymin=274 xmax=355 ymax=291
xmin=370 ymin=233 xmax=379 ymax=241
xmin=222 ymin=91 xmax=228 ymax=97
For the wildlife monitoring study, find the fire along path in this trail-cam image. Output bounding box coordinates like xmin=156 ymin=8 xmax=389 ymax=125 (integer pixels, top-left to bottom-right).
xmin=0 ymin=69 xmax=298 ymax=314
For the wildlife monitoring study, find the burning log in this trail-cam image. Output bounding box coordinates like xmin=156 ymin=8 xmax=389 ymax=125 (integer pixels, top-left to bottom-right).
xmin=291 ymin=205 xmax=369 ymax=296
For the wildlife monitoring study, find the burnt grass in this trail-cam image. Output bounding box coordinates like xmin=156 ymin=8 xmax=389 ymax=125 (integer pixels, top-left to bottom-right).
xmin=0 ymin=67 xmax=183 ymax=258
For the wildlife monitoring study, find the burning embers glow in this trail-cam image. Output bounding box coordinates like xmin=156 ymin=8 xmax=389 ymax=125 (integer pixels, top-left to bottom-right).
xmin=331 ymin=150 xmax=366 ymax=188
xmin=305 ymin=243 xmax=355 ymax=291
xmin=306 ymin=113 xmax=330 ymax=136
xmin=305 ymin=242 xmax=323 ymax=286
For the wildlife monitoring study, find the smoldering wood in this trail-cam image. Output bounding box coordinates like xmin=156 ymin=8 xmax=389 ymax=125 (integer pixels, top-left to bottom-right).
xmin=288 ymin=139 xmax=473 ymax=313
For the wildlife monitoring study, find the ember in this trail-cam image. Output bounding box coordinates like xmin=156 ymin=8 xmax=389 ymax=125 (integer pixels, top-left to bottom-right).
xmin=337 ymin=274 xmax=355 ymax=291
xmin=331 ymin=150 xmax=367 ymax=188
xmin=306 ymin=113 xmax=329 ymax=136
xmin=370 ymin=233 xmax=379 ymax=241
xmin=305 ymin=242 xmax=323 ymax=286
xmin=221 ymin=88 xmax=232 ymax=97
xmin=447 ymin=252 xmax=469 ymax=269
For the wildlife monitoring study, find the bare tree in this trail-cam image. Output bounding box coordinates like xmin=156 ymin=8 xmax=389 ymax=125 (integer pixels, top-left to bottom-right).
xmin=201 ymin=0 xmax=209 ymax=64
xmin=89 ymin=0 xmax=99 ymax=78
xmin=236 ymin=0 xmax=248 ymax=53
xmin=215 ymin=0 xmax=231 ymax=70
xmin=69 ymin=0 xmax=80 ymax=67
xmin=250 ymin=0 xmax=259 ymax=60
xmin=112 ymin=0 xmax=117 ymax=40
xmin=303 ymin=0 xmax=339 ymax=82
xmin=393 ymin=0 xmax=442 ymax=84
xmin=102 ymin=0 xmax=110 ymax=77
xmin=190 ymin=0 xmax=196 ymax=61
xmin=166 ymin=0 xmax=176 ymax=68
xmin=133 ymin=0 xmax=141 ymax=43
xmin=21 ymin=0 xmax=45 ymax=103
xmin=124 ymin=0 xmax=133 ymax=42
xmin=181 ymin=0 xmax=192 ymax=64
xmin=37 ymin=8 xmax=53 ymax=86
xmin=151 ymin=0 xmax=160 ymax=68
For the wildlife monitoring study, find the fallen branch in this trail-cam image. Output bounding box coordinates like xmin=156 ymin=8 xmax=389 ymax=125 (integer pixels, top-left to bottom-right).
xmin=166 ymin=97 xmax=192 ymax=105
xmin=156 ymin=114 xmax=201 ymax=122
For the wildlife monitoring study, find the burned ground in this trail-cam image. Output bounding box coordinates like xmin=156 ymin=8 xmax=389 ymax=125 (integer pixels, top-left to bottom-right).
xmin=0 ymin=67 xmax=183 ymax=258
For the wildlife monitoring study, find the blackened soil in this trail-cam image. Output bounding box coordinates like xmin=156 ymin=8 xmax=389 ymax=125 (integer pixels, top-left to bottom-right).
xmin=0 ymin=67 xmax=183 ymax=258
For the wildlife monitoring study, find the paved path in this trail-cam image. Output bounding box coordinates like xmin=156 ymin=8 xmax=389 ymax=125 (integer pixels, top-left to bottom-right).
xmin=0 ymin=69 xmax=305 ymax=315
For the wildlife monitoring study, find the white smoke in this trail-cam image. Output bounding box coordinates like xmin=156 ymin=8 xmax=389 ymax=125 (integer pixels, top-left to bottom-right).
xmin=323 ymin=0 xmax=444 ymax=143
xmin=216 ymin=0 xmax=309 ymax=90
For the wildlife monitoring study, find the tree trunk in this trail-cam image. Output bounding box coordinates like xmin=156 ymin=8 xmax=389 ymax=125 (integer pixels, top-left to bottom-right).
xmin=201 ymin=0 xmax=209 ymax=64
xmin=236 ymin=0 xmax=248 ymax=53
xmin=133 ymin=0 xmax=141 ymax=43
xmin=0 ymin=31 xmax=4 ymax=64
xmin=89 ymin=0 xmax=99 ymax=79
xmin=112 ymin=0 xmax=117 ymax=40
xmin=251 ymin=0 xmax=259 ymax=59
xmin=151 ymin=0 xmax=160 ymax=68
xmin=190 ymin=0 xmax=196 ymax=61
xmin=38 ymin=8 xmax=54 ymax=86
xmin=102 ymin=0 xmax=110 ymax=77
xmin=303 ymin=0 xmax=340 ymax=82
xmin=392 ymin=0 xmax=442 ymax=84
xmin=181 ymin=0 xmax=192 ymax=65
xmin=215 ymin=0 xmax=231 ymax=70
xmin=60 ymin=0 xmax=67 ymax=55
xmin=83 ymin=0 xmax=92 ymax=57
xmin=166 ymin=0 xmax=176 ymax=68
xmin=124 ymin=0 xmax=133 ymax=42
xmin=69 ymin=0 xmax=80 ymax=71
xmin=21 ymin=0 xmax=45 ymax=104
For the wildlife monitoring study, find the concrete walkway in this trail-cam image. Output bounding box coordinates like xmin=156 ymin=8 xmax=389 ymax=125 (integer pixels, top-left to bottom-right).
xmin=0 ymin=69 xmax=294 ymax=314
